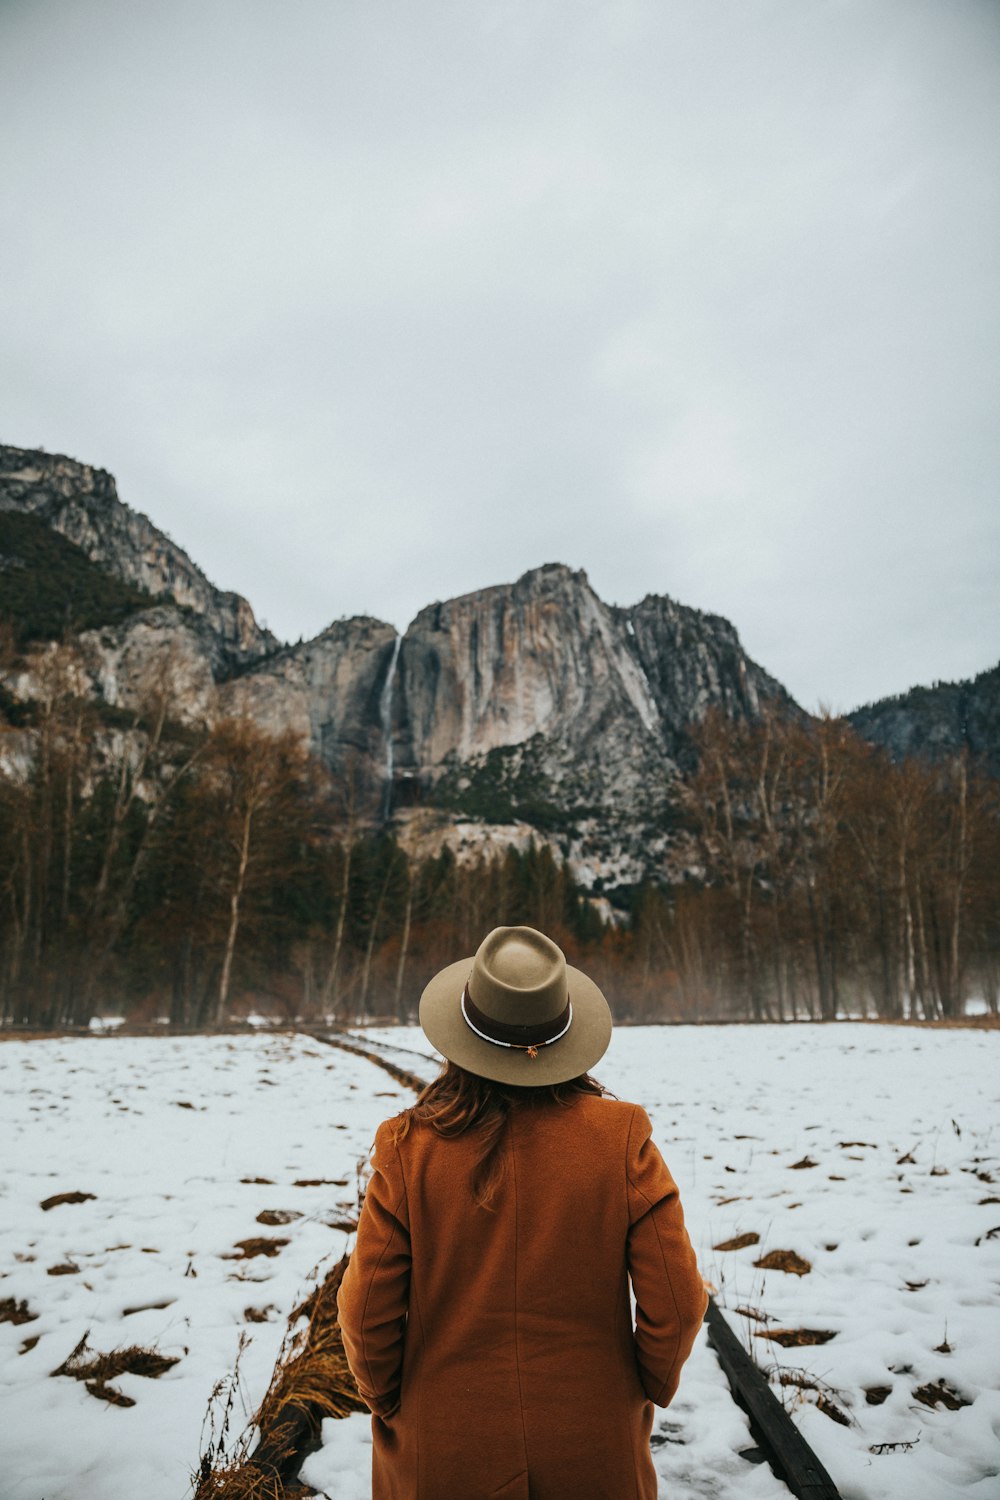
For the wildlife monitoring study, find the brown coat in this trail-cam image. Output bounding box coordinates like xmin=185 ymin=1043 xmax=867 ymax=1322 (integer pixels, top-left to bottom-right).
xmin=337 ymin=1093 xmax=707 ymax=1500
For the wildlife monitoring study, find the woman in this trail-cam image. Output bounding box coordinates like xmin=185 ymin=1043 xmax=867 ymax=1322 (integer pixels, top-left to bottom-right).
xmin=337 ymin=925 xmax=707 ymax=1500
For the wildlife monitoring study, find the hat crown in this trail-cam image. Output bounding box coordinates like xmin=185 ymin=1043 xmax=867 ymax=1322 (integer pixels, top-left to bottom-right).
xmin=469 ymin=926 xmax=568 ymax=1027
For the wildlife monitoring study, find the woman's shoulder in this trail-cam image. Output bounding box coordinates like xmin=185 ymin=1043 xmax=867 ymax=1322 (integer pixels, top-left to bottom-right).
xmin=556 ymin=1091 xmax=648 ymax=1140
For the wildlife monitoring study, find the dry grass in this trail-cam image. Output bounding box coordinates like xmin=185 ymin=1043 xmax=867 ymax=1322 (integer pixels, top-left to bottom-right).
xmin=39 ymin=1190 xmax=96 ymax=1211
xmin=0 ymin=1297 xmax=37 ymax=1326
xmin=756 ymin=1327 xmax=836 ymax=1347
xmin=51 ymin=1331 xmax=180 ymax=1406
xmin=753 ymin=1248 xmax=812 ymax=1276
xmin=913 ymin=1379 xmax=971 ymax=1410
xmin=229 ymin=1237 xmax=290 ymax=1260
xmin=194 ymin=1254 xmax=367 ymax=1500
xmin=773 ymin=1367 xmax=852 ymax=1426
xmin=712 ymin=1231 xmax=760 ymax=1252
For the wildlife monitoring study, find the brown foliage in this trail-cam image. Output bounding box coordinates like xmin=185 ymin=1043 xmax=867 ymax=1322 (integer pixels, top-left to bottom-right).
xmin=51 ymin=1330 xmax=180 ymax=1405
xmin=195 ymin=1255 xmax=367 ymax=1500
xmin=40 ymin=1190 xmax=96 ymax=1210
xmin=712 ymin=1232 xmax=760 ymax=1252
xmin=0 ymin=1297 xmax=36 ymax=1325
xmin=230 ymin=1238 xmax=289 ymax=1260
xmin=758 ymin=1327 xmax=836 ymax=1347
xmin=753 ymin=1249 xmax=812 ymax=1276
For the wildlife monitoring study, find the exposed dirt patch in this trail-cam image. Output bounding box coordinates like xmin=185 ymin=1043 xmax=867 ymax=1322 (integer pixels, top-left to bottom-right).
xmin=712 ymin=1231 xmax=760 ymax=1252
xmin=256 ymin=1209 xmax=302 ymax=1227
xmin=40 ymin=1190 xmax=96 ymax=1211
xmin=753 ymin=1248 xmax=812 ymax=1276
xmin=19 ymin=1335 xmax=40 ymax=1355
xmin=123 ymin=1300 xmax=175 ymax=1317
xmin=865 ymin=1385 xmax=892 ymax=1406
xmin=788 ymin=1156 xmax=819 ymax=1170
xmin=294 ymin=1178 xmax=348 ymax=1187
xmin=240 ymin=1176 xmax=274 ymax=1185
xmin=47 ymin=1262 xmax=80 ymax=1276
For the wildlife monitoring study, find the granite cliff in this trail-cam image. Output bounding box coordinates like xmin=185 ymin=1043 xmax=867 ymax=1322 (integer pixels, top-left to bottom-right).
xmin=0 ymin=446 xmax=276 ymax=669
xmin=21 ymin=442 xmax=991 ymax=891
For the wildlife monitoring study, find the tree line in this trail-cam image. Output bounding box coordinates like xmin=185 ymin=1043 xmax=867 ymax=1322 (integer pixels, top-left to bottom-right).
xmin=0 ymin=641 xmax=996 ymax=1028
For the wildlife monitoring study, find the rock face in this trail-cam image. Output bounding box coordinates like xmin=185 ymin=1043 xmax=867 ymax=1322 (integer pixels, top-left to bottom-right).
xmin=848 ymin=663 xmax=1000 ymax=778
xmin=0 ymin=446 xmax=275 ymax=669
xmin=0 ymin=443 xmax=795 ymax=886
xmin=220 ymin=616 xmax=397 ymax=768
xmin=387 ymin=565 xmax=792 ymax=869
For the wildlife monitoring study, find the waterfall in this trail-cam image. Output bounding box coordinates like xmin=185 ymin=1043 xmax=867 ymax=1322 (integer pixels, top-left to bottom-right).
xmin=380 ymin=633 xmax=402 ymax=820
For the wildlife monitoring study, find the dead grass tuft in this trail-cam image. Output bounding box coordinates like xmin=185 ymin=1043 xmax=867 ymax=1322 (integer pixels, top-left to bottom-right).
xmin=51 ymin=1330 xmax=180 ymax=1405
xmin=712 ymin=1231 xmax=760 ymax=1252
xmin=194 ymin=1254 xmax=367 ymax=1500
xmin=0 ymin=1297 xmax=37 ymax=1326
xmin=774 ymin=1368 xmax=852 ymax=1426
xmin=734 ymin=1305 xmax=771 ymax=1323
xmin=244 ymin=1306 xmax=278 ymax=1324
xmin=230 ymin=1237 xmax=289 ymax=1260
xmin=913 ymin=1379 xmax=971 ymax=1410
xmin=816 ymin=1393 xmax=851 ymax=1426
xmin=753 ymin=1248 xmax=812 ymax=1276
xmin=40 ymin=1190 xmax=96 ymax=1211
xmin=757 ymin=1327 xmax=836 ymax=1347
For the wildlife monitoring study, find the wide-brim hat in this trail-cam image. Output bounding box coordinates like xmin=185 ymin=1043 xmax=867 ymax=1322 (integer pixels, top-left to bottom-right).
xmin=418 ymin=925 xmax=613 ymax=1086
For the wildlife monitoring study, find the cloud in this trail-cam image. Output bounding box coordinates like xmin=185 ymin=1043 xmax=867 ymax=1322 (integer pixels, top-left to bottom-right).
xmin=1 ymin=0 xmax=997 ymax=710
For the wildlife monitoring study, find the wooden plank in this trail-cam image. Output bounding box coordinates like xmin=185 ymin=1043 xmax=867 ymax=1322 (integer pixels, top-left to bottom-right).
xmin=704 ymin=1298 xmax=842 ymax=1500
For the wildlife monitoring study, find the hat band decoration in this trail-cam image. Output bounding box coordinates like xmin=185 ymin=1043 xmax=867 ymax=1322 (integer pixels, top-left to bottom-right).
xmin=460 ymin=984 xmax=573 ymax=1060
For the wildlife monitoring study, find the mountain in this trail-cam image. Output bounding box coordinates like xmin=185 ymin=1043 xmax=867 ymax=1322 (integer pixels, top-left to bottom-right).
xmin=0 ymin=446 xmax=276 ymax=668
xmin=10 ymin=442 xmax=992 ymax=890
xmin=847 ymin=663 xmax=1000 ymax=779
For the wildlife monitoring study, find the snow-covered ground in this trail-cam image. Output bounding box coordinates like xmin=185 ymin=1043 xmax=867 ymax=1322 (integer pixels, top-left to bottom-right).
xmin=2 ymin=1024 xmax=999 ymax=1500
xmin=0 ymin=1032 xmax=400 ymax=1500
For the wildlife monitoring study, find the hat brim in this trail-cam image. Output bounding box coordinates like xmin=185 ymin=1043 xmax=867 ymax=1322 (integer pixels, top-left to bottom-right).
xmin=418 ymin=956 xmax=613 ymax=1086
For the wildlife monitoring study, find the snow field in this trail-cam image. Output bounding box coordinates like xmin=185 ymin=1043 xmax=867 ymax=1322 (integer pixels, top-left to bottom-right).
xmin=0 ymin=1033 xmax=400 ymax=1500
xmin=1 ymin=1023 xmax=998 ymax=1500
xmin=344 ymin=1023 xmax=1000 ymax=1500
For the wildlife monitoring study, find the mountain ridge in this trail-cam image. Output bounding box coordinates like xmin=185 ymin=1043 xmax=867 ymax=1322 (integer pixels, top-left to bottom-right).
xmin=1 ymin=442 xmax=996 ymax=886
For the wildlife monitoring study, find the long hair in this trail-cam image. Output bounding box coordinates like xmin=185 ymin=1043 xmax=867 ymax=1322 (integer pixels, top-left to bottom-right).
xmin=391 ymin=1060 xmax=608 ymax=1210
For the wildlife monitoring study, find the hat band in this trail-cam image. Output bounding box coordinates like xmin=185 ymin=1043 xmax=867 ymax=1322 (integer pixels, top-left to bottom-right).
xmin=461 ymin=984 xmax=572 ymax=1052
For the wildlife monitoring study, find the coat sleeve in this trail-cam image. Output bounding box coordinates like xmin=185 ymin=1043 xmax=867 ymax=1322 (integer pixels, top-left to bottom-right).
xmin=626 ymin=1104 xmax=707 ymax=1408
xmin=336 ymin=1119 xmax=411 ymax=1418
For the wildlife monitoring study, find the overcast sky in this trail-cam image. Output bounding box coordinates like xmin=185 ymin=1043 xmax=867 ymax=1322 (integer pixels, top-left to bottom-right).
xmin=2 ymin=0 xmax=998 ymax=712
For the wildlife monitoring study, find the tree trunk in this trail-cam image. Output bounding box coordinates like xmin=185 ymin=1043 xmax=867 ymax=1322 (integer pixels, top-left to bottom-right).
xmin=394 ymin=879 xmax=413 ymax=1022
xmin=321 ymin=843 xmax=352 ymax=1018
xmin=216 ymin=805 xmax=254 ymax=1025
